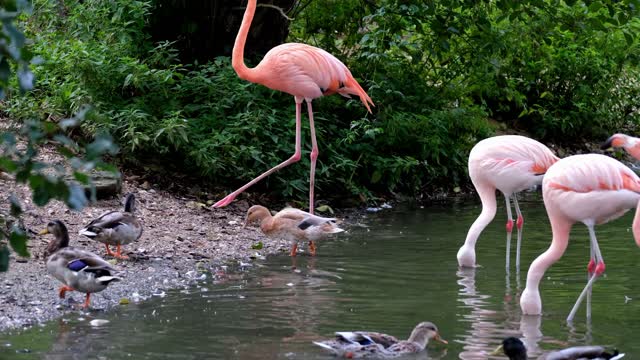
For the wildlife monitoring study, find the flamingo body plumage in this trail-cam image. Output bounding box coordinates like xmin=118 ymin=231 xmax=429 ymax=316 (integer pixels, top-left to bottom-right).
xmin=242 ymin=43 xmax=373 ymax=107
xmin=457 ymin=135 xmax=559 ymax=268
xmin=520 ymin=154 xmax=640 ymax=320
xmin=213 ymin=0 xmax=373 ymax=213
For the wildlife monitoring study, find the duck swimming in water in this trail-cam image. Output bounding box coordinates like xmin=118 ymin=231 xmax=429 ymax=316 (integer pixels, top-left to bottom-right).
xmin=491 ymin=337 xmax=624 ymax=360
xmin=313 ymin=321 xmax=447 ymax=358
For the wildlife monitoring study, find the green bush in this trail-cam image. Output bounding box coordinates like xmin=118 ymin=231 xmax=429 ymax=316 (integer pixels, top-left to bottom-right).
xmin=8 ymin=0 xmax=640 ymax=206
xmin=4 ymin=0 xmax=493 ymax=205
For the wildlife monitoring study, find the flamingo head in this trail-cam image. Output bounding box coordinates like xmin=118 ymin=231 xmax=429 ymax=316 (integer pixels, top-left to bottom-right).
xmin=601 ymin=134 xmax=628 ymax=150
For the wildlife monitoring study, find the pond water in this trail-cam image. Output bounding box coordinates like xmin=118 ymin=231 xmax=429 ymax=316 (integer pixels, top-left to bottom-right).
xmin=2 ymin=199 xmax=640 ymax=359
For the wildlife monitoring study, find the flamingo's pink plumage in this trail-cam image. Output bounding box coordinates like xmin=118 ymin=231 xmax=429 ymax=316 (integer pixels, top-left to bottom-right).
xmin=520 ymin=153 xmax=640 ymax=321
xmin=213 ymin=0 xmax=373 ymax=213
xmin=457 ymin=135 xmax=559 ymax=269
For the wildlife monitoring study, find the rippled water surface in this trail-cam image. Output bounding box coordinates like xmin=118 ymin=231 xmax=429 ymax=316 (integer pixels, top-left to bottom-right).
xmin=2 ymin=199 xmax=640 ymax=359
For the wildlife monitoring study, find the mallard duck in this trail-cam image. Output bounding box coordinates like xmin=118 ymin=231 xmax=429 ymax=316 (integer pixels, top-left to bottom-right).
xmin=79 ymin=193 xmax=142 ymax=259
xmin=41 ymin=220 xmax=121 ymax=308
xmin=313 ymin=322 xmax=447 ymax=359
xmin=244 ymin=205 xmax=344 ymax=256
xmin=491 ymin=337 xmax=624 ymax=360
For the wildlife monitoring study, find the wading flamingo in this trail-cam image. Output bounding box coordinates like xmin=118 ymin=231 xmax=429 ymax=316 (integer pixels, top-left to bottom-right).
xmin=520 ymin=154 xmax=640 ymax=322
xmin=602 ymin=133 xmax=640 ymax=160
xmin=213 ymin=0 xmax=374 ymax=214
xmin=457 ymin=135 xmax=559 ymax=269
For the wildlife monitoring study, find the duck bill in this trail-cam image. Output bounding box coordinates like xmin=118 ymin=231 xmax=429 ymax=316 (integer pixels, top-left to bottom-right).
xmin=434 ymin=333 xmax=448 ymax=345
xmin=489 ymin=344 xmax=504 ymax=356
xmin=38 ymin=228 xmax=49 ymax=235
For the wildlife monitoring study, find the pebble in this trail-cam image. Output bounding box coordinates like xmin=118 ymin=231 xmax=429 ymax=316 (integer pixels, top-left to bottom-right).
xmin=90 ymin=319 xmax=109 ymax=327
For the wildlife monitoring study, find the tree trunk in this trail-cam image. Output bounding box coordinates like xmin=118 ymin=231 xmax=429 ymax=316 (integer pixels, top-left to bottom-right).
xmin=150 ymin=0 xmax=296 ymax=64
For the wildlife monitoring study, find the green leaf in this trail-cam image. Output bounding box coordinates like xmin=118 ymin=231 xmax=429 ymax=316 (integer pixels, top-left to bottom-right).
xmin=371 ymin=170 xmax=382 ymax=184
xmin=0 ymin=245 xmax=9 ymax=272
xmin=251 ymin=241 xmax=264 ymax=250
xmin=9 ymin=195 xmax=22 ymax=217
xmin=624 ymin=31 xmax=634 ymax=47
xmin=73 ymin=171 xmax=90 ymax=185
xmin=315 ymin=204 xmax=335 ymax=214
xmin=67 ymin=183 xmax=88 ymax=210
xmin=9 ymin=227 xmax=29 ymax=257
xmin=0 ymin=58 xmax=10 ymax=83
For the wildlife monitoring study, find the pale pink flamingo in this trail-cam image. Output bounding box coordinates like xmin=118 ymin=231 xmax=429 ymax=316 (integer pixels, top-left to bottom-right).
xmin=457 ymin=135 xmax=559 ymax=269
xmin=520 ymin=153 xmax=640 ymax=321
xmin=602 ymin=133 xmax=640 ymax=159
xmin=212 ymin=0 xmax=374 ymax=214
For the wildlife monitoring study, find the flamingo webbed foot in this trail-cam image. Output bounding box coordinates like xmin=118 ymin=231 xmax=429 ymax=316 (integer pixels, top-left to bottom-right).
xmin=212 ymin=194 xmax=237 ymax=208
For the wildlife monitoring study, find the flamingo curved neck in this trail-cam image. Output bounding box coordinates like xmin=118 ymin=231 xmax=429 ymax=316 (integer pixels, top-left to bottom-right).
xmin=233 ymin=0 xmax=259 ymax=82
xmin=457 ymin=186 xmax=497 ymax=266
xmin=522 ymin=218 xmax=571 ymax=310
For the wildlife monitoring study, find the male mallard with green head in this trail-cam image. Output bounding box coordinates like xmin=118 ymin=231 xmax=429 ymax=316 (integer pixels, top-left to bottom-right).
xmin=491 ymin=337 xmax=624 ymax=360
xmin=41 ymin=220 xmax=121 ymax=308
xmin=313 ymin=321 xmax=447 ymax=358
xmin=244 ymin=205 xmax=344 ymax=256
xmin=79 ymin=193 xmax=142 ymax=259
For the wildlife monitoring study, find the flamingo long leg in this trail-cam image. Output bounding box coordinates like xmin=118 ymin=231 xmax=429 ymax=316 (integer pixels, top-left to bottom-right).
xmin=505 ymin=195 xmax=514 ymax=270
xmin=307 ymin=100 xmax=318 ymax=215
xmin=513 ymin=195 xmax=524 ymax=270
xmin=587 ymin=237 xmax=594 ymax=319
xmin=567 ymin=225 xmax=605 ymax=322
xmin=213 ymin=99 xmax=303 ymax=208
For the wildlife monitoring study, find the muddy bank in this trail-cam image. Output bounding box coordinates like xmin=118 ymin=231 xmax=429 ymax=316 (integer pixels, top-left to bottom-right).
xmin=0 ymin=173 xmax=347 ymax=332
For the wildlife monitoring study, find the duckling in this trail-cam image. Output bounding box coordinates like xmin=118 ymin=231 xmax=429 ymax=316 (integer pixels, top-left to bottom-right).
xmin=244 ymin=205 xmax=344 ymax=256
xmin=491 ymin=337 xmax=624 ymax=360
xmin=313 ymin=321 xmax=447 ymax=359
xmin=41 ymin=220 xmax=121 ymax=308
xmin=79 ymin=193 xmax=142 ymax=259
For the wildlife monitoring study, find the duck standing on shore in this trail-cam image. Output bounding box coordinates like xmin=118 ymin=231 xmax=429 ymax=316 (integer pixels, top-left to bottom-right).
xmin=41 ymin=220 xmax=121 ymax=309
xmin=244 ymin=205 xmax=344 ymax=256
xmin=79 ymin=193 xmax=142 ymax=259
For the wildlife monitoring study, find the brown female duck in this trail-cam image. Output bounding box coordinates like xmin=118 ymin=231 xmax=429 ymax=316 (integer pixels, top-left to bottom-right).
xmin=244 ymin=205 xmax=344 ymax=256
xmin=313 ymin=322 xmax=447 ymax=358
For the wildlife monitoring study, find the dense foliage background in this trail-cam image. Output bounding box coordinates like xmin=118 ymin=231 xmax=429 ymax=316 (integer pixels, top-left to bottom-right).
xmin=3 ymin=0 xmax=640 ymax=206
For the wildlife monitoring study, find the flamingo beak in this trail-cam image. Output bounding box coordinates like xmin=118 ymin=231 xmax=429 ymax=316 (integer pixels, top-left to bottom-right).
xmin=434 ymin=333 xmax=448 ymax=345
xmin=490 ymin=344 xmax=504 ymax=356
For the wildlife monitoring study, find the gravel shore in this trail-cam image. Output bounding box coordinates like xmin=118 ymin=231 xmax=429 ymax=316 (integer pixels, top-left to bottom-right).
xmin=0 ymin=175 xmax=301 ymax=332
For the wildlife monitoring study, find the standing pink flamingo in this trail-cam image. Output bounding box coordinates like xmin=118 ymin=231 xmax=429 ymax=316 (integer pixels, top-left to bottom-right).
xmin=602 ymin=133 xmax=640 ymax=159
xmin=520 ymin=153 xmax=640 ymax=321
xmin=212 ymin=0 xmax=374 ymax=214
xmin=457 ymin=135 xmax=559 ymax=269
